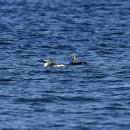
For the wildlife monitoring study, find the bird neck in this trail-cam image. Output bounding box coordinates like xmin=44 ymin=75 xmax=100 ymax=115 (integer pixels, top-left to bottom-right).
xmin=48 ymin=60 xmax=51 ymax=65
xmin=71 ymin=55 xmax=76 ymax=63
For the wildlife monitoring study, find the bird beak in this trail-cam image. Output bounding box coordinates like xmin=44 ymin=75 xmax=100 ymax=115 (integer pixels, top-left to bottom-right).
xmin=68 ymin=53 xmax=72 ymax=56
xmin=43 ymin=60 xmax=47 ymax=63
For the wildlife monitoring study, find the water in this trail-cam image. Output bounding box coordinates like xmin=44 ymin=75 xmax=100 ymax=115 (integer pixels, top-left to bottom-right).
xmin=0 ymin=0 xmax=130 ymax=129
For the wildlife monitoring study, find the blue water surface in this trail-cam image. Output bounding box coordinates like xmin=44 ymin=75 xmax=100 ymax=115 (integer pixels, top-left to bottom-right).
xmin=0 ymin=0 xmax=130 ymax=130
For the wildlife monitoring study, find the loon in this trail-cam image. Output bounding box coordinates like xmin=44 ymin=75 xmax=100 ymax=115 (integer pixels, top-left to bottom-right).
xmin=68 ymin=53 xmax=87 ymax=65
xmin=43 ymin=58 xmax=65 ymax=68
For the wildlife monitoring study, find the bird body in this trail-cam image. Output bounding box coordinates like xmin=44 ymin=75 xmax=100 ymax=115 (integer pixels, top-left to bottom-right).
xmin=68 ymin=53 xmax=87 ymax=65
xmin=43 ymin=58 xmax=65 ymax=68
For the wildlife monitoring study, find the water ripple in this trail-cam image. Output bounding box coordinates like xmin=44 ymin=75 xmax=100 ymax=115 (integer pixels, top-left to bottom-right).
xmin=0 ymin=0 xmax=130 ymax=130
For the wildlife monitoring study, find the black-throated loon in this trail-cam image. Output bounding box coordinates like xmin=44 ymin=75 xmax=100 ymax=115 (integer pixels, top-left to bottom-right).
xmin=68 ymin=53 xmax=87 ymax=65
xmin=43 ymin=58 xmax=65 ymax=68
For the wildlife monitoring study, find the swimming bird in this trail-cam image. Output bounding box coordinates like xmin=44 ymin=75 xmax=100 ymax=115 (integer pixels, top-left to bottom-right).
xmin=68 ymin=53 xmax=87 ymax=65
xmin=43 ymin=58 xmax=65 ymax=68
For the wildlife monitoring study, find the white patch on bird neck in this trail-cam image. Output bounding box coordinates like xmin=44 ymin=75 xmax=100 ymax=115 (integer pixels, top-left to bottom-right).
xmin=44 ymin=62 xmax=48 ymax=68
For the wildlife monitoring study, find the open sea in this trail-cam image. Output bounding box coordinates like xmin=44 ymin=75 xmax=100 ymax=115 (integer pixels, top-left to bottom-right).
xmin=0 ymin=0 xmax=130 ymax=130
